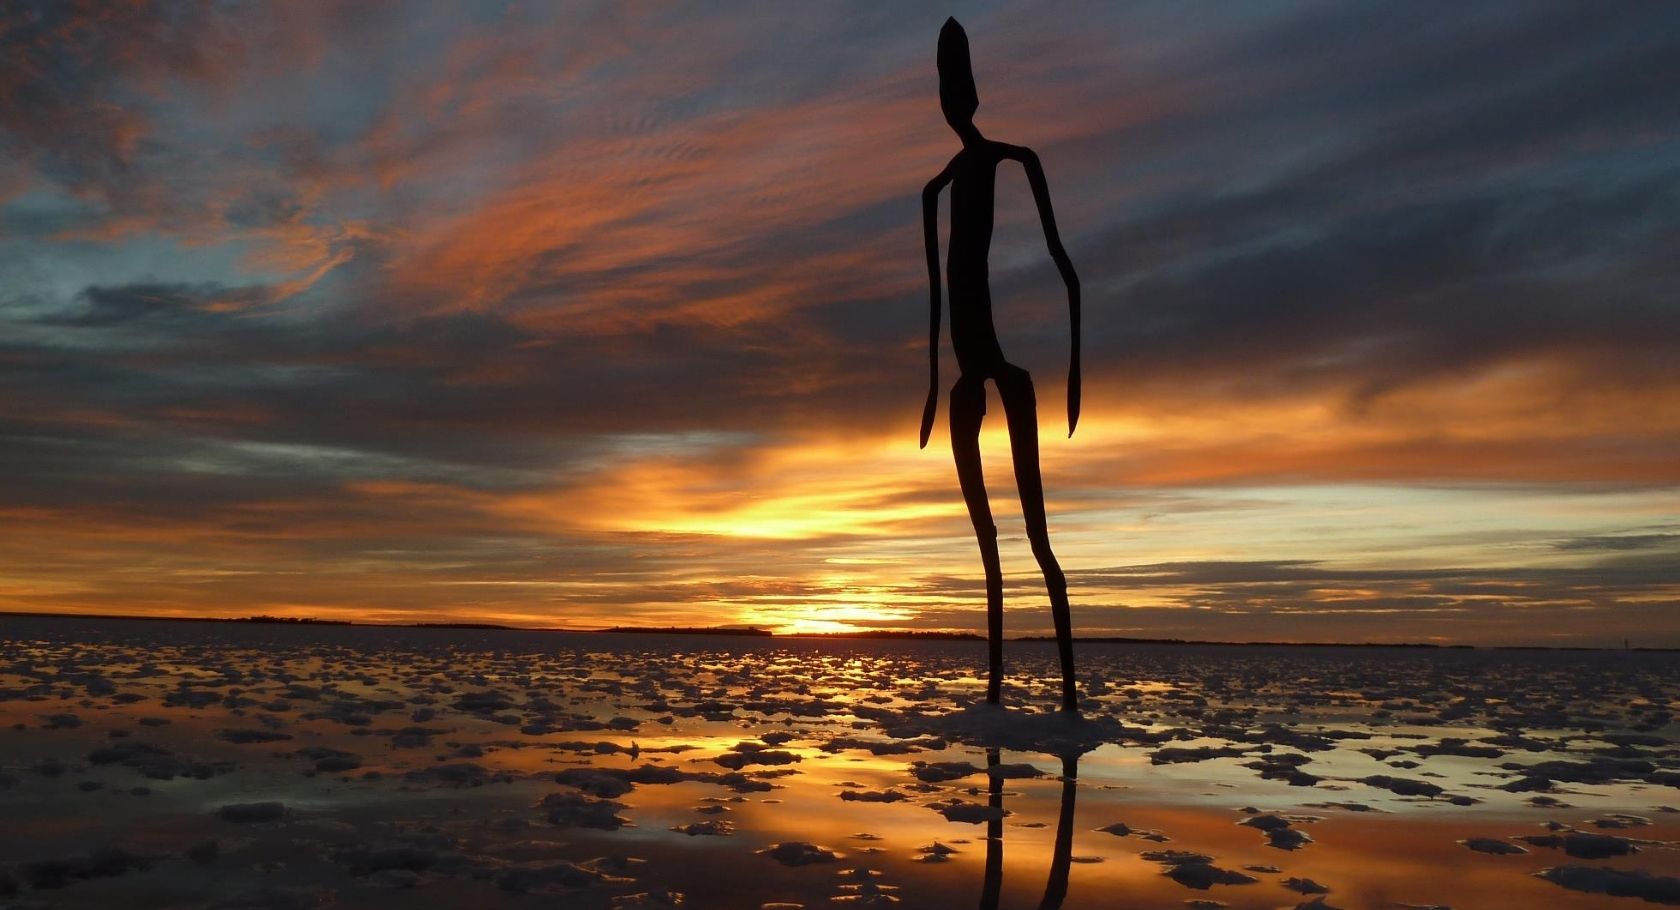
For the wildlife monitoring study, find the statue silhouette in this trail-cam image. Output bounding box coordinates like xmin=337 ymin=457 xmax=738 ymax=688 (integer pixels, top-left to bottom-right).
xmin=920 ymin=18 xmax=1081 ymax=713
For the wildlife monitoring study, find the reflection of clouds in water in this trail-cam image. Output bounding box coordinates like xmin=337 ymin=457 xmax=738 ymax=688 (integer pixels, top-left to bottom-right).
xmin=0 ymin=616 xmax=1675 ymax=908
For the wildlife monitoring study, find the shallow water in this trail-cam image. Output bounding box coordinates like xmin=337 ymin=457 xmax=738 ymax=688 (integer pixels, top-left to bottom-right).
xmin=0 ymin=617 xmax=1676 ymax=909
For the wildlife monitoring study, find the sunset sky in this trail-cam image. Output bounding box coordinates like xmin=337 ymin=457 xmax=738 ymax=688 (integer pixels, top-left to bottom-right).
xmin=2 ymin=1 xmax=1677 ymax=645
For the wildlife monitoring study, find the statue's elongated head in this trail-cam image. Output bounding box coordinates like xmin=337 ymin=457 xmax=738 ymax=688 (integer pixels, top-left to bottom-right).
xmin=938 ymin=17 xmax=978 ymax=130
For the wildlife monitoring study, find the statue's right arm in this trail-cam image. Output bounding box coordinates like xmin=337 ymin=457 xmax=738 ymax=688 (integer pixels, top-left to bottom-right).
xmin=920 ymin=169 xmax=952 ymax=449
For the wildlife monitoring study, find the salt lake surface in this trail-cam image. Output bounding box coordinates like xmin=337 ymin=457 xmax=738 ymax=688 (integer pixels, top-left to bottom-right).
xmin=0 ymin=616 xmax=1676 ymax=909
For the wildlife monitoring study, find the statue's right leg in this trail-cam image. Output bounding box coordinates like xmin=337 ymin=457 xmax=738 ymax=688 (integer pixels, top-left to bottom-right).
xmin=951 ymin=374 xmax=1003 ymax=704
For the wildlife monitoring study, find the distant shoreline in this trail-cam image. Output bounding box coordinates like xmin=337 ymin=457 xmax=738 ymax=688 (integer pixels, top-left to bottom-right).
xmin=0 ymin=609 xmax=1671 ymax=652
xmin=602 ymin=625 xmax=775 ymax=637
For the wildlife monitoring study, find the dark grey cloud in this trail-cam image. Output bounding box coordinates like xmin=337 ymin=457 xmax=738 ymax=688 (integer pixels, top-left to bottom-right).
xmin=6 ymin=1 xmax=1677 ymax=436
xmin=881 ymin=556 xmax=1678 ymax=643
xmin=40 ymin=282 xmax=274 ymax=327
xmin=971 ymin=1 xmax=1680 ymax=406
xmin=1554 ymin=533 xmax=1680 ymax=553
xmin=1066 ymin=558 xmax=1678 ymax=591
xmin=0 ymin=1 xmax=223 ymax=212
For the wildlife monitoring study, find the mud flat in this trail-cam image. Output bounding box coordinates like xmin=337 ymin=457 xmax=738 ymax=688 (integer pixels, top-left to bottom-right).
xmin=0 ymin=616 xmax=1676 ymax=908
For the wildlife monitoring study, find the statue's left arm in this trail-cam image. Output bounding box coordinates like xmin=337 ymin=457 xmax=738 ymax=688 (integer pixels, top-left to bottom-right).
xmin=1008 ymin=145 xmax=1081 ymax=437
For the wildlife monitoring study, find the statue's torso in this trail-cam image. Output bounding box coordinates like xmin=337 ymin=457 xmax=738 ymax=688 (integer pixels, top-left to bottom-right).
xmin=945 ymin=143 xmax=1005 ymax=375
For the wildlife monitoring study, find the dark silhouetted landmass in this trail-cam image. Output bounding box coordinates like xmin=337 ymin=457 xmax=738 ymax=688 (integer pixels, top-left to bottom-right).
xmin=0 ymin=610 xmax=526 ymax=631
xmin=790 ymin=630 xmax=984 ymax=641
xmin=0 ymin=612 xmax=1670 ymax=650
xmin=1020 ymin=635 xmax=1470 ymax=649
xmin=232 ymin=615 xmax=352 ymax=626
xmin=601 ymin=625 xmax=773 ymax=637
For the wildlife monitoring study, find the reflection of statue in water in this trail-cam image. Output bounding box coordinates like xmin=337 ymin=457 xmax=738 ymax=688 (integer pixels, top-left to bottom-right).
xmin=920 ymin=18 xmax=1081 ymax=712
xmin=978 ymin=748 xmax=1080 ymax=910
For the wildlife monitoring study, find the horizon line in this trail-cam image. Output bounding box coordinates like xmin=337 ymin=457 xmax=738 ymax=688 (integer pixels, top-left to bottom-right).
xmin=0 ymin=610 xmax=1669 ymax=652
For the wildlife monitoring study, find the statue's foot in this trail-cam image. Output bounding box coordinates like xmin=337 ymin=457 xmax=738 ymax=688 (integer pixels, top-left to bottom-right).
xmin=1060 ymin=689 xmax=1081 ymax=716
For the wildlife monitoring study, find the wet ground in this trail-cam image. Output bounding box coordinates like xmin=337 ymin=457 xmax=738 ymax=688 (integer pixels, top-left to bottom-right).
xmin=0 ymin=616 xmax=1676 ymax=909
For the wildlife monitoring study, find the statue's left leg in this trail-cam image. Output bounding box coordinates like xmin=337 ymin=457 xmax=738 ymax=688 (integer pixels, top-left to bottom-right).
xmin=996 ymin=364 xmax=1078 ymax=713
